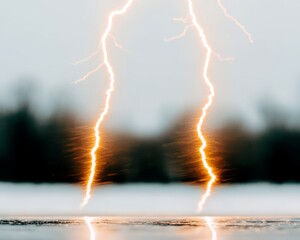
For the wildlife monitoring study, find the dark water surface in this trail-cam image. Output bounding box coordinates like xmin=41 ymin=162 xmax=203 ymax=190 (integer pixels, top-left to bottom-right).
xmin=0 ymin=217 xmax=299 ymax=240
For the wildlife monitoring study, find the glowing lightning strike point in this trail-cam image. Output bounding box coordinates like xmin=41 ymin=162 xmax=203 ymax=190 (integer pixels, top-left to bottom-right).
xmin=186 ymin=0 xmax=217 ymax=212
xmin=217 ymin=0 xmax=254 ymax=43
xmin=84 ymin=217 xmax=96 ymax=240
xmin=81 ymin=0 xmax=135 ymax=208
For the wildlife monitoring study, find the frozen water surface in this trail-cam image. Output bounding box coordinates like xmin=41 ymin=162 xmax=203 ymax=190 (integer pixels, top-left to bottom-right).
xmin=1 ymin=183 xmax=300 ymax=239
xmin=0 ymin=217 xmax=300 ymax=240
xmin=1 ymin=183 xmax=300 ymax=216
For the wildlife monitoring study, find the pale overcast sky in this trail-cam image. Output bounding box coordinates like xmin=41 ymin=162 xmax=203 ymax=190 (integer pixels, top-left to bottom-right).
xmin=0 ymin=0 xmax=299 ymax=136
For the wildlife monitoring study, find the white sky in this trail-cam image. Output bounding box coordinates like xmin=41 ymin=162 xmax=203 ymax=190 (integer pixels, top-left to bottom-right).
xmin=0 ymin=0 xmax=299 ymax=136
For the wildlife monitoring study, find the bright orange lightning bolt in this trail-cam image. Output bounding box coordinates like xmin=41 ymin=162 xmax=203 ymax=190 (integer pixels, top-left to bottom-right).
xmin=81 ymin=0 xmax=136 ymax=207
xmin=185 ymin=0 xmax=217 ymax=212
xmin=217 ymin=0 xmax=253 ymax=43
xmin=78 ymin=0 xmax=251 ymax=210
xmin=172 ymin=0 xmax=251 ymax=212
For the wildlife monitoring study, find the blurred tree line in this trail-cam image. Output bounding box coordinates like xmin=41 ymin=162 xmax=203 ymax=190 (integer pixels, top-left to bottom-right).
xmin=0 ymin=97 xmax=300 ymax=184
xmin=0 ymin=101 xmax=80 ymax=183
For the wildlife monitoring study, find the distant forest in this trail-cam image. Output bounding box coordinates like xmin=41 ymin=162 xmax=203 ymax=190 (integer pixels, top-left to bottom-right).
xmin=0 ymin=99 xmax=300 ymax=184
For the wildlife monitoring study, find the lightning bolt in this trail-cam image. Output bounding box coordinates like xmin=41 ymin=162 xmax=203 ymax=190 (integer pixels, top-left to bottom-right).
xmin=166 ymin=0 xmax=251 ymax=212
xmin=81 ymin=0 xmax=135 ymax=207
xmin=77 ymin=0 xmax=251 ymax=210
xmin=217 ymin=0 xmax=253 ymax=43
xmin=84 ymin=217 xmax=95 ymax=240
xmin=183 ymin=0 xmax=217 ymax=212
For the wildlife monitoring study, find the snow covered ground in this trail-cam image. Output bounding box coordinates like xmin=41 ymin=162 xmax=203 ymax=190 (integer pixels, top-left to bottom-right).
xmin=1 ymin=183 xmax=300 ymax=216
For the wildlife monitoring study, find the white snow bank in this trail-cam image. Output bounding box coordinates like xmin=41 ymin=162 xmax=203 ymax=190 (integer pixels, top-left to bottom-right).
xmin=0 ymin=183 xmax=300 ymax=216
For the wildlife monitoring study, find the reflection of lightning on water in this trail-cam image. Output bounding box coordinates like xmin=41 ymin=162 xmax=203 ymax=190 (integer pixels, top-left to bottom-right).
xmin=84 ymin=217 xmax=96 ymax=240
xmin=205 ymin=217 xmax=217 ymax=240
xmin=80 ymin=0 xmax=136 ymax=207
xmin=83 ymin=216 xmax=217 ymax=240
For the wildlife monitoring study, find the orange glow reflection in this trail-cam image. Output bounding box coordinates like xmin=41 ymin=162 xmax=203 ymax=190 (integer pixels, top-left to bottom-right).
xmin=205 ymin=217 xmax=217 ymax=240
xmin=84 ymin=217 xmax=95 ymax=240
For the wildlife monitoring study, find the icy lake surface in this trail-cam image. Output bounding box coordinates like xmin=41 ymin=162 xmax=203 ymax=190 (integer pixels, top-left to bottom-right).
xmin=0 ymin=217 xmax=300 ymax=240
xmin=1 ymin=183 xmax=300 ymax=216
xmin=1 ymin=183 xmax=300 ymax=239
